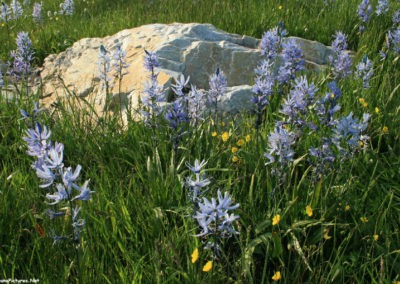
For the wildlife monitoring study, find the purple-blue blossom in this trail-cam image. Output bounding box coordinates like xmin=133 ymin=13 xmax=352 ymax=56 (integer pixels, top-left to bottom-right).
xmin=376 ymin=0 xmax=389 ymax=16
xmin=112 ymin=44 xmax=129 ymax=80
xmin=387 ymin=27 xmax=400 ymax=54
xmin=21 ymin=103 xmax=93 ymax=245
xmin=355 ymin=55 xmax=374 ymax=89
xmin=143 ymin=50 xmax=160 ymax=72
xmin=358 ymin=0 xmax=373 ymax=23
xmin=9 ymin=31 xmax=34 ymax=80
xmin=316 ymin=81 xmax=342 ymax=126
xmin=98 ymin=45 xmax=112 ymax=89
xmin=10 ymin=0 xmax=23 ymax=19
xmin=208 ymin=68 xmax=227 ymax=109
xmin=280 ymin=76 xmax=317 ymax=127
xmin=277 ymin=39 xmax=305 ymax=84
xmin=329 ymin=32 xmax=352 ymax=79
xmin=252 ymin=59 xmax=275 ymax=115
xmin=260 ymin=27 xmax=281 ymax=60
xmin=59 ymin=0 xmax=74 ymax=15
xmin=71 ymin=180 xmax=95 ymax=201
xmin=193 ymin=190 xmax=239 ymax=238
xmin=32 ymin=2 xmax=42 ymax=23
xmin=1 ymin=2 xmax=11 ymax=22
xmin=332 ymin=112 xmax=370 ymax=153
xmin=264 ymin=123 xmax=296 ymax=166
xmin=46 ymin=183 xmax=70 ymax=205
xmin=164 ymin=99 xmax=188 ymax=130
xmin=187 ymin=85 xmax=206 ymax=125
xmin=185 ymin=159 xmax=211 ymax=203
xmin=393 ymin=9 xmax=400 ymax=24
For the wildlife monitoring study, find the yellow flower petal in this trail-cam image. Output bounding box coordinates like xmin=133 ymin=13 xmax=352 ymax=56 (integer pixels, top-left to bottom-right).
xmin=375 ymin=107 xmax=380 ymax=114
xmin=306 ymin=205 xmax=313 ymax=217
xmin=232 ymin=155 xmax=239 ymax=163
xmin=272 ymin=214 xmax=281 ymax=226
xmin=191 ymin=248 xmax=199 ymax=263
xmin=202 ymin=260 xmax=213 ymax=272
xmin=231 ymin=147 xmax=238 ymax=153
xmin=272 ymin=271 xmax=281 ymax=281
xmin=323 ymin=228 xmax=331 ymax=240
xmin=382 ymin=126 xmax=388 ymax=134
xmin=212 ymin=131 xmax=217 ymax=137
xmin=345 ymin=205 xmax=350 ymax=211
xmin=360 ymin=217 xmax=368 ymax=223
xmin=373 ymin=234 xmax=379 ymax=241
xmin=245 ymin=134 xmax=251 ymax=142
xmin=221 ymin=132 xmax=229 ymax=142
xmin=237 ymin=139 xmax=245 ymax=146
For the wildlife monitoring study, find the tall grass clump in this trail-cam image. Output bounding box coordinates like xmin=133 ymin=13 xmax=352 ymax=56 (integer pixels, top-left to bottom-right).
xmin=1 ymin=0 xmax=400 ymax=283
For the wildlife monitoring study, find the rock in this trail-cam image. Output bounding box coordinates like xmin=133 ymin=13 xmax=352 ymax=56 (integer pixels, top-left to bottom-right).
xmin=39 ymin=23 xmax=338 ymax=117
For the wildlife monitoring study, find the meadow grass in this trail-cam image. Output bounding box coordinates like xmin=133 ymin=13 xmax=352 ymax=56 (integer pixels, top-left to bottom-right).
xmin=1 ymin=0 xmax=400 ymax=283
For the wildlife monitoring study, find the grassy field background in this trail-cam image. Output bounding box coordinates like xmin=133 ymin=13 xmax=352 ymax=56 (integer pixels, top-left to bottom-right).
xmin=1 ymin=0 xmax=400 ymax=283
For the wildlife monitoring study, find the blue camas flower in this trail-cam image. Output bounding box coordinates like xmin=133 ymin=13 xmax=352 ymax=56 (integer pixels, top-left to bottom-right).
xmin=329 ymin=31 xmax=352 ymax=80
xmin=21 ymin=103 xmax=94 ymax=245
xmin=98 ymin=44 xmax=112 ymax=90
xmin=112 ymin=43 xmax=130 ymax=82
xmin=193 ymin=190 xmax=239 ymax=238
xmin=358 ymin=0 xmax=373 ymax=31
xmin=280 ymin=76 xmax=317 ymax=128
xmin=143 ymin=50 xmax=160 ymax=72
xmin=59 ymin=0 xmax=74 ymax=16
xmin=355 ymin=55 xmax=374 ymax=89
xmin=187 ymin=85 xmax=206 ymax=125
xmin=140 ymin=50 xmax=165 ymax=126
xmin=208 ymin=68 xmax=227 ymax=111
xmin=1 ymin=2 xmax=11 ymax=23
xmin=9 ymin=31 xmax=34 ymax=80
xmin=32 ymin=2 xmax=42 ymax=23
xmin=10 ymin=0 xmax=23 ymax=19
xmin=277 ymin=38 xmax=305 ymax=84
xmin=260 ymin=27 xmax=281 ymax=60
xmin=264 ymin=123 xmax=296 ymax=166
xmin=387 ymin=27 xmax=400 ymax=54
xmin=376 ymin=0 xmax=389 ymax=16
xmin=185 ymin=159 xmax=211 ymax=203
xmin=332 ymin=112 xmax=370 ymax=155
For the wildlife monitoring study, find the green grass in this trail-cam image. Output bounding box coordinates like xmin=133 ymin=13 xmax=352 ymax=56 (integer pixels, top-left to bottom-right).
xmin=1 ymin=0 xmax=400 ymax=283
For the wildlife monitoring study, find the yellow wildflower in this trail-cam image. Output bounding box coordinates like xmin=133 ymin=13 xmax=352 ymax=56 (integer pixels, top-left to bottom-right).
xmin=272 ymin=271 xmax=281 ymax=281
xmin=272 ymin=214 xmax=281 ymax=226
xmin=278 ymin=5 xmax=283 ymax=10
xmin=360 ymin=217 xmax=368 ymax=223
xmin=237 ymin=139 xmax=245 ymax=146
xmin=202 ymin=260 xmax=213 ymax=272
xmin=373 ymin=234 xmax=379 ymax=241
xmin=212 ymin=131 xmax=217 ymax=137
xmin=359 ymin=98 xmax=365 ymax=104
xmin=306 ymin=205 xmax=313 ymax=217
xmin=331 ymin=93 xmax=335 ymax=99
xmin=191 ymin=248 xmax=199 ymax=263
xmin=245 ymin=134 xmax=251 ymax=142
xmin=382 ymin=126 xmax=388 ymax=134
xmin=323 ymin=228 xmax=331 ymax=240
xmin=358 ymin=141 xmax=364 ymax=148
xmin=345 ymin=205 xmax=350 ymax=211
xmin=232 ymin=155 xmax=239 ymax=163
xmin=375 ymin=107 xmax=380 ymax=114
xmin=231 ymin=147 xmax=238 ymax=154
xmin=221 ymin=132 xmax=229 ymax=142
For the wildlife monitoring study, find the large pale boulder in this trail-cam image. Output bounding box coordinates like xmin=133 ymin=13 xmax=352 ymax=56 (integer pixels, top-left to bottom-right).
xmin=39 ymin=23 xmax=337 ymax=116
